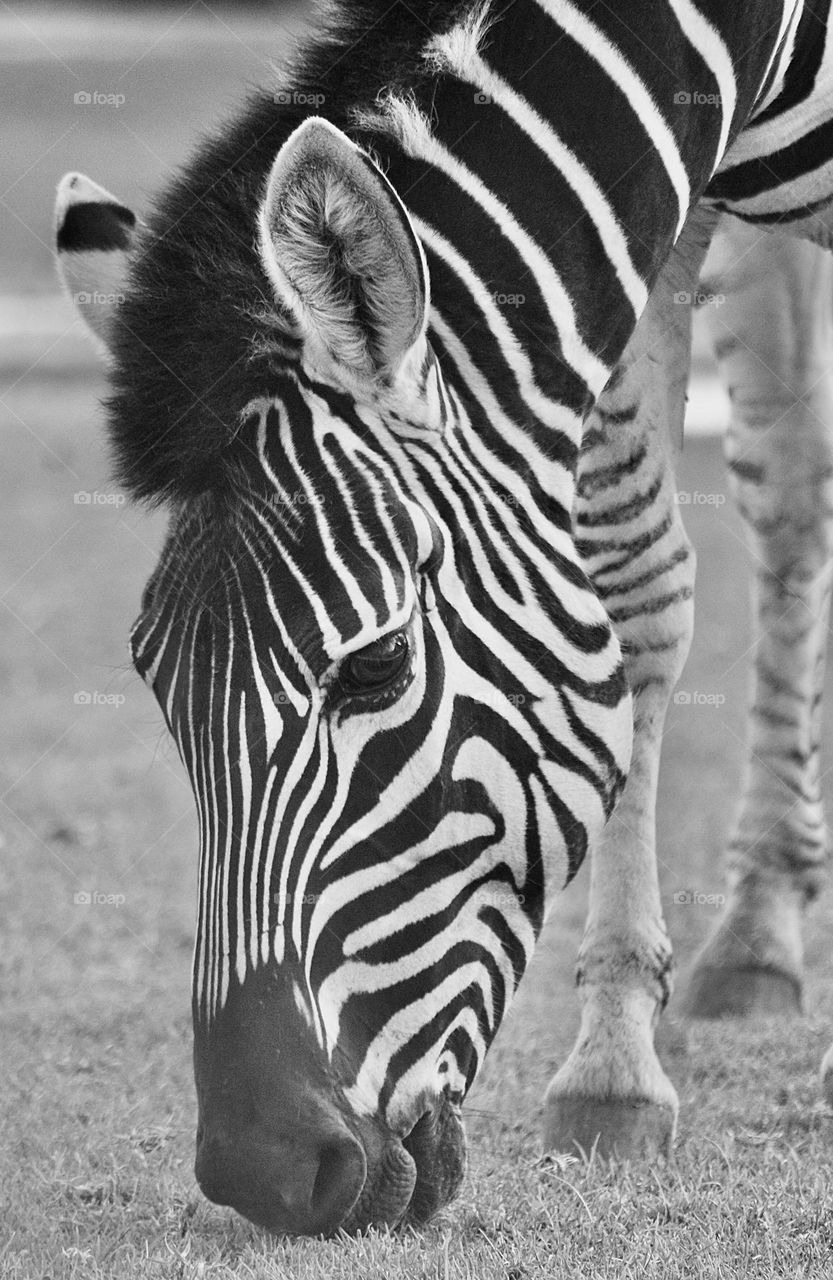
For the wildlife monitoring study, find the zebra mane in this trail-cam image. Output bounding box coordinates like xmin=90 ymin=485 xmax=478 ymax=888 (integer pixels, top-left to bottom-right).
xmin=351 ymin=2 xmax=494 ymax=150
xmin=105 ymin=0 xmax=480 ymax=508
xmin=424 ymin=0 xmax=496 ymax=73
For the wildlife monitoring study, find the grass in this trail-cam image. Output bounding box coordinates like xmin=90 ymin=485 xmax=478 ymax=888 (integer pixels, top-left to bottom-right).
xmin=4 ymin=1003 xmax=833 ymax=1277
xmin=2 ymin=376 xmax=833 ymax=1280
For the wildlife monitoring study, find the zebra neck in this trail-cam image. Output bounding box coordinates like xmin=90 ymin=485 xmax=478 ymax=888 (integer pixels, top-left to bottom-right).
xmin=345 ymin=0 xmax=788 ymax=435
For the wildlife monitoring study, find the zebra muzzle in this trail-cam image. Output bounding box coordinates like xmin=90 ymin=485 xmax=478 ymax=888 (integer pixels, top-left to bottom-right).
xmin=194 ymin=1118 xmax=368 ymax=1237
xmin=402 ymin=1101 xmax=467 ymax=1224
xmin=342 ymin=1097 xmax=467 ymax=1231
xmin=340 ymin=1138 xmax=417 ymax=1232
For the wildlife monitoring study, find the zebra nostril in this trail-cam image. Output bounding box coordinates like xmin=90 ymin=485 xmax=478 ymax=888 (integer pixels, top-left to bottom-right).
xmin=309 ymin=1140 xmax=366 ymax=1226
xmin=195 ymin=1126 xmax=367 ymax=1236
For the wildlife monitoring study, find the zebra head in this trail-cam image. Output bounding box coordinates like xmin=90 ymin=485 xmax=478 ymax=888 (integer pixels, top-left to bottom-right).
xmin=56 ymin=117 xmax=631 ymax=1235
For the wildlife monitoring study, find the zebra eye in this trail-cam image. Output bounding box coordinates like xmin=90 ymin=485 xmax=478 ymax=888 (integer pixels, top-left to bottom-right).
xmin=340 ymin=632 xmax=410 ymax=692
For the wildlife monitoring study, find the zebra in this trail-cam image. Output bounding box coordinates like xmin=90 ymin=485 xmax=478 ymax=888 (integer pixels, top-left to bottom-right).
xmin=53 ymin=0 xmax=833 ymax=1237
xmin=683 ymin=213 xmax=833 ymax=1034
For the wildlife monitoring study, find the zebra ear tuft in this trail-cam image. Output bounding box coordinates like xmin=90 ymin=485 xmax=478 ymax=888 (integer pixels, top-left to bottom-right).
xmin=55 ymin=172 xmax=138 ymax=355
xmin=258 ymin=118 xmax=429 ymax=381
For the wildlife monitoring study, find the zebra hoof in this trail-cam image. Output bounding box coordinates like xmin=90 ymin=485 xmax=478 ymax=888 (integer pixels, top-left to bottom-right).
xmin=821 ymin=1045 xmax=833 ymax=1107
xmin=681 ymin=964 xmax=802 ymax=1020
xmin=543 ymin=1095 xmax=675 ymax=1161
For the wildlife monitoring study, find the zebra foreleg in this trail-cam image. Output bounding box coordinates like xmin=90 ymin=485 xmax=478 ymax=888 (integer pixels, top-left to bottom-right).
xmin=544 ymin=213 xmax=712 ymax=1159
xmin=683 ymin=217 xmax=833 ymax=1022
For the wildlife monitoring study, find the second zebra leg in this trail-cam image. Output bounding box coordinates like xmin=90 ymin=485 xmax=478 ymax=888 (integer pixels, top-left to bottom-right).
xmin=544 ymin=213 xmax=713 ymax=1159
xmin=683 ymin=218 xmax=833 ymax=1020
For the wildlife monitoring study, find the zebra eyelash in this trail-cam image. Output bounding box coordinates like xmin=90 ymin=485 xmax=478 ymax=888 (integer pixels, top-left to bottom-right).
xmin=328 ymin=635 xmax=416 ymax=719
xmin=322 ymin=610 xmax=423 ymax=711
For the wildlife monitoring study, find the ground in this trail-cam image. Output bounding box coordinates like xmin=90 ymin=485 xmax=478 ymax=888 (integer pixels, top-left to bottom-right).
xmin=1 ymin=6 xmax=832 ymax=1279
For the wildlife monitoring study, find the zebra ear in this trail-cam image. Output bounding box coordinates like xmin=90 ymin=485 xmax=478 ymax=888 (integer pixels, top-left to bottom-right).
xmin=258 ymin=117 xmax=429 ymax=381
xmin=55 ymin=173 xmax=138 ymax=355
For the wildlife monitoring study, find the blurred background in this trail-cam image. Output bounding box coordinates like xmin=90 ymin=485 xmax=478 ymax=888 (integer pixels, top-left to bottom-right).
xmin=1 ymin=0 xmax=725 ymax=410
xmin=2 ymin=1 xmax=311 ymax=368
